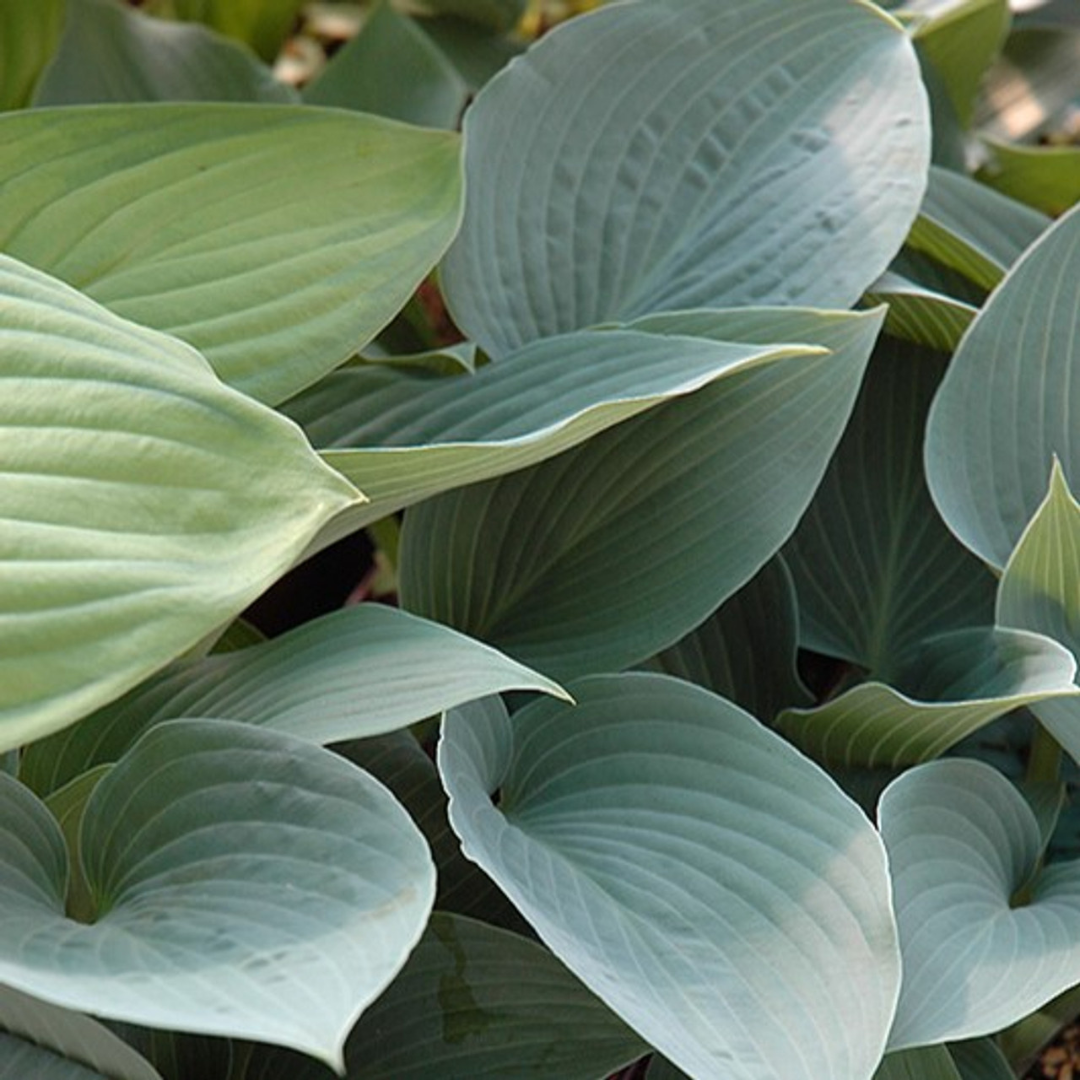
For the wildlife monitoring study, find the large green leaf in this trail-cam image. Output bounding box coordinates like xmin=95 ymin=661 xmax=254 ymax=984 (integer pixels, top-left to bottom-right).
xmin=439 ymin=675 xmax=900 ymax=1080
xmin=872 ymin=1045 xmax=960 ymax=1080
xmin=925 ymin=201 xmax=1080 ymax=569
xmin=906 ymin=165 xmax=1050 ymax=291
xmin=0 ymin=719 xmax=434 ymax=1070
xmin=303 ymin=2 xmax=467 ymax=129
xmin=0 ymin=255 xmax=361 ymax=752
xmin=997 ymin=461 xmax=1080 ymax=765
xmin=880 ymin=758 xmax=1080 ymax=1049
xmin=784 ymin=337 xmax=995 ymax=678
xmin=948 ymin=1039 xmax=1015 ymax=1080
xmin=244 ymin=913 xmax=646 ymax=1079
xmin=646 ymin=555 xmax=811 ymax=724
xmin=19 ymin=603 xmax=567 ymax=796
xmin=0 ymin=104 xmax=462 ymax=404
xmin=440 ymin=0 xmax=929 ymax=356
xmin=0 ymin=0 xmax=65 ymax=109
xmin=292 ymin=328 xmax=827 ymax=524
xmin=33 ymin=0 xmax=296 ymax=105
xmin=778 ymin=627 xmax=1079 ymax=767
xmin=0 ymin=985 xmax=161 ymax=1080
xmin=399 ymin=309 xmax=880 ymax=681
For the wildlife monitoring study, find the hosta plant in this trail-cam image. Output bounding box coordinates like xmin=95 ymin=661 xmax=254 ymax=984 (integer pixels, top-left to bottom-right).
xmin=1 ymin=0 xmax=1079 ymax=1077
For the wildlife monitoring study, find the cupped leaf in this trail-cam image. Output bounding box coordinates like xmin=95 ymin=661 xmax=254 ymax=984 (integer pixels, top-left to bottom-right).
xmin=441 ymin=0 xmax=929 ymax=356
xmin=439 ymin=674 xmax=900 ymax=1080
xmin=906 ymin=165 xmax=1050 ymax=291
xmin=0 ymin=255 xmax=361 ymax=752
xmin=0 ymin=985 xmax=162 ymax=1080
xmin=926 ymin=201 xmax=1080 ymax=569
xmin=880 ymin=758 xmax=1080 ymax=1049
xmin=245 ymin=913 xmax=646 ymax=1080
xmin=33 ymin=0 xmax=297 ymax=106
xmin=0 ymin=0 xmax=65 ymax=110
xmin=399 ymin=308 xmax=880 ymax=681
xmin=19 ymin=603 xmax=567 ymax=797
xmin=784 ymin=337 xmax=996 ymax=678
xmin=303 ymin=1 xmax=468 ymax=129
xmin=0 ymin=719 xmax=435 ymax=1071
xmin=778 ymin=627 xmax=1079 ymax=767
xmin=0 ymin=103 xmax=462 ymax=404
xmin=293 ymin=328 xmax=827 ymax=524
xmin=646 ymin=555 xmax=811 ymax=723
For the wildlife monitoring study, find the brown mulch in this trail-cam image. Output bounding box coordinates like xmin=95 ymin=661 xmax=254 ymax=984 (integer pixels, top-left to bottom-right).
xmin=1027 ymin=1025 xmax=1080 ymax=1079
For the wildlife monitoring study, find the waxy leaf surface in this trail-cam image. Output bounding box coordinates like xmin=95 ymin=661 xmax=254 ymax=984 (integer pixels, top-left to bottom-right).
xmin=441 ymin=0 xmax=929 ymax=356
xmin=0 ymin=720 xmax=435 ymax=1071
xmin=439 ymin=674 xmax=900 ymax=1080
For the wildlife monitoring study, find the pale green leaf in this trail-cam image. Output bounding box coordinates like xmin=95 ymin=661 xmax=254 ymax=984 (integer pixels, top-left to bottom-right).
xmin=778 ymin=627 xmax=1078 ymax=767
xmin=0 ymin=719 xmax=435 ymax=1071
xmin=908 ymin=0 xmax=1011 ymax=127
xmin=784 ymin=337 xmax=996 ymax=678
xmin=0 ymin=0 xmax=64 ymax=109
xmin=646 ymin=555 xmax=811 ymax=724
xmin=19 ymin=603 xmax=567 ymax=796
xmin=0 ymin=104 xmax=463 ymax=404
xmin=244 ymin=913 xmax=646 ymax=1079
xmin=439 ymin=674 xmax=900 ymax=1080
xmin=303 ymin=1 xmax=468 ymax=129
xmin=977 ymin=138 xmax=1080 ymax=217
xmin=298 ymin=328 xmax=827 ymax=525
xmin=925 ymin=201 xmax=1080 ymax=569
xmin=33 ymin=0 xmax=296 ymax=105
xmin=399 ymin=309 xmax=880 ymax=681
xmin=0 ymin=985 xmax=162 ymax=1080
xmin=906 ymin=165 xmax=1050 ymax=290
xmin=0 ymin=255 xmax=361 ymax=752
xmin=45 ymin=766 xmax=111 ymax=923
xmin=880 ymin=758 xmax=1080 ymax=1049
xmin=441 ymin=0 xmax=929 ymax=356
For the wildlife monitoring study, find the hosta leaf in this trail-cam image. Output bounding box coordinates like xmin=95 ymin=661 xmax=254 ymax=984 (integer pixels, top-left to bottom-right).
xmin=880 ymin=758 xmax=1080 ymax=1049
xmin=646 ymin=555 xmax=811 ymax=723
xmin=862 ymin=271 xmax=976 ymax=353
xmin=908 ymin=0 xmax=1010 ymax=128
xmin=778 ymin=627 xmax=1079 ymax=767
xmin=784 ymin=337 xmax=995 ymax=678
xmin=400 ymin=309 xmax=880 ymax=681
xmin=925 ymin=201 xmax=1080 ymax=569
xmin=977 ymin=139 xmax=1080 ymax=218
xmin=303 ymin=1 xmax=467 ymax=129
xmin=295 ymin=328 xmax=827 ymax=524
xmin=441 ymin=0 xmax=929 ymax=356
xmin=0 ymin=255 xmax=361 ymax=752
xmin=997 ymin=461 xmax=1080 ymax=765
xmin=414 ymin=0 xmax=525 ymax=33
xmin=0 ymin=104 xmax=462 ymax=404
xmin=0 ymin=719 xmax=435 ymax=1070
xmin=33 ymin=0 xmax=297 ymax=106
xmin=439 ymin=674 xmax=900 ymax=1080
xmin=141 ymin=0 xmax=306 ymax=62
xmin=244 ymin=913 xmax=646 ymax=1079
xmin=0 ymin=985 xmax=161 ymax=1080
xmin=0 ymin=0 xmax=64 ymax=109
xmin=948 ymin=1039 xmax=1015 ymax=1080
xmin=19 ymin=603 xmax=567 ymax=797
xmin=906 ymin=165 xmax=1050 ymax=291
